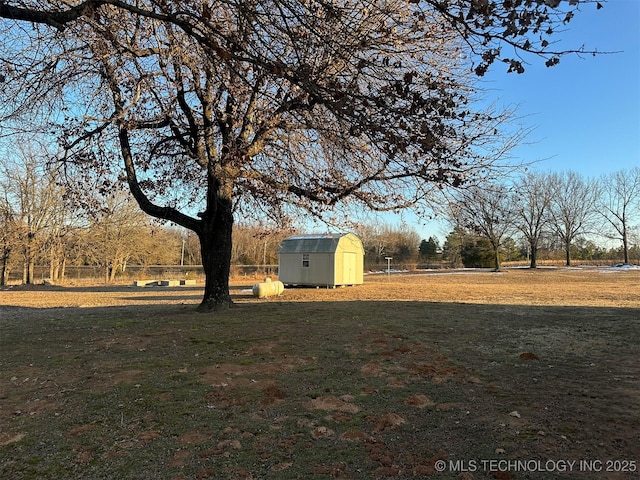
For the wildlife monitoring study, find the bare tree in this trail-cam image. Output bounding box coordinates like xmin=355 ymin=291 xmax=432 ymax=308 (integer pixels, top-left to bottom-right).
xmin=354 ymin=223 xmax=389 ymax=266
xmin=597 ymin=167 xmax=640 ymax=264
xmin=513 ymin=171 xmax=554 ymax=268
xmin=230 ymin=222 xmax=293 ymax=266
xmin=450 ymin=183 xmax=515 ymax=271
xmin=354 ymin=221 xmax=420 ymax=266
xmin=0 ymin=143 xmax=65 ymax=284
xmin=42 ymin=208 xmax=66 ymax=282
xmin=0 ymin=193 xmax=18 ymax=285
xmin=385 ymin=223 xmax=421 ymax=264
xmin=547 ymin=171 xmax=599 ymax=266
xmin=1 ymin=0 xmax=602 ymax=309
xmin=81 ymin=193 xmax=164 ymax=282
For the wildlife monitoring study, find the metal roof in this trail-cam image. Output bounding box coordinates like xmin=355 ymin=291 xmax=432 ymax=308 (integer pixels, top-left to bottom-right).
xmin=278 ymin=233 xmax=350 ymax=254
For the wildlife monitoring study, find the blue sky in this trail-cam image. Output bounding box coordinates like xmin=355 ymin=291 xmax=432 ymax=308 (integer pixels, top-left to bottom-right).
xmin=484 ymin=0 xmax=640 ymax=178
xmin=407 ymin=0 xmax=640 ymax=242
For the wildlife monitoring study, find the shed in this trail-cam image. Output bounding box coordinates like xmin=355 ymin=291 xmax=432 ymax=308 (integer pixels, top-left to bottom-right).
xmin=278 ymin=233 xmax=364 ymax=287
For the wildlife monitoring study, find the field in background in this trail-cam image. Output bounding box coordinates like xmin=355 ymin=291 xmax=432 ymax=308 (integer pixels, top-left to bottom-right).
xmin=3 ymin=266 xmax=638 ymax=308
xmin=7 ymin=259 xmax=636 ymax=287
xmin=1 ymin=268 xmax=639 ymax=479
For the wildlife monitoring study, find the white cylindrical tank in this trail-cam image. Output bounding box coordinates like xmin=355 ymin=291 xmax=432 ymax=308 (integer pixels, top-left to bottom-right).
xmin=252 ymin=278 xmax=285 ymax=298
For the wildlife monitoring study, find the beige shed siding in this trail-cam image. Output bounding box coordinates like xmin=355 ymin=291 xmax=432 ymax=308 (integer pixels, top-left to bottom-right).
xmin=282 ymin=252 xmax=333 ymax=286
xmin=340 ymin=252 xmax=357 ymax=285
xmin=335 ymin=234 xmax=364 ymax=285
xmin=278 ymin=233 xmax=364 ymax=287
xmin=277 ymin=253 xmax=309 ymax=285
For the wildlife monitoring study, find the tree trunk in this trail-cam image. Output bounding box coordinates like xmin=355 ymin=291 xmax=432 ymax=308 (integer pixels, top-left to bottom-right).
xmin=1 ymin=252 xmax=9 ymax=286
xmin=622 ymin=227 xmax=629 ymax=264
xmin=23 ymin=243 xmax=35 ymax=284
xmin=529 ymin=240 xmax=538 ymax=269
xmin=109 ymin=261 xmax=118 ymax=282
xmin=565 ymin=240 xmax=571 ymax=266
xmin=50 ymin=249 xmax=61 ymax=281
xmin=196 ymin=198 xmax=234 ymax=311
xmin=117 ymin=125 xmax=234 ymax=311
xmin=49 ymin=243 xmax=57 ymax=280
xmin=493 ymin=248 xmax=501 ymax=272
xmin=1 ymin=246 xmax=10 ymax=286
xmin=25 ymin=235 xmax=35 ymax=284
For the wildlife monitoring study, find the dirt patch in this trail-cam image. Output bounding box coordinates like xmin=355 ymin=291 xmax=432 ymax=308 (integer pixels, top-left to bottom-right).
xmin=177 ymin=431 xmax=210 ymax=446
xmin=199 ymin=361 xmax=299 ymax=390
xmin=260 ymin=384 xmax=287 ymax=406
xmin=306 ymin=396 xmax=360 ymax=413
xmin=404 ymin=394 xmax=436 ymax=408
xmin=369 ymin=412 xmax=406 ymax=432
xmin=519 ymin=351 xmax=540 ymax=361
xmin=0 ymin=433 xmax=25 ymax=446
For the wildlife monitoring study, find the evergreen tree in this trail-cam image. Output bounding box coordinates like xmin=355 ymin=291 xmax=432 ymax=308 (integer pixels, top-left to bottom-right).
xmin=419 ymin=236 xmax=439 ymax=260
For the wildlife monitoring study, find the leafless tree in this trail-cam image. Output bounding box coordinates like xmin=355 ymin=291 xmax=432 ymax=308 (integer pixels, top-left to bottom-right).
xmin=0 ymin=193 xmax=18 ymax=285
xmin=230 ymin=222 xmax=294 ymax=266
xmin=81 ymin=193 xmax=169 ymax=282
xmin=355 ymin=223 xmax=389 ymax=266
xmin=547 ymin=171 xmax=599 ymax=266
xmin=449 ymin=183 xmax=515 ymax=271
xmin=0 ymin=0 xmax=603 ymax=309
xmin=0 ymin=142 xmax=66 ymax=284
xmin=597 ymin=167 xmax=640 ymax=265
xmin=512 ymin=171 xmax=555 ymax=268
xmin=353 ymin=221 xmax=420 ymax=266
xmin=43 ymin=203 xmax=72 ymax=282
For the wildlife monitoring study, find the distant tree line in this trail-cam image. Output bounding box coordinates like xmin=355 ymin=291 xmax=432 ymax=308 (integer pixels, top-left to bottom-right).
xmin=359 ymin=168 xmax=640 ymax=270
xmin=0 ymin=143 xmax=304 ymax=284
xmin=443 ymin=169 xmax=640 ymax=270
xmin=0 ymin=148 xmax=182 ymax=284
xmin=1 ymin=146 xmax=638 ymax=284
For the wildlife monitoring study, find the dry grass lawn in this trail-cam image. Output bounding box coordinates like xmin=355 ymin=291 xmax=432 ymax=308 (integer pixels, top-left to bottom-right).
xmin=2 ymin=267 xmax=638 ymax=309
xmin=1 ymin=267 xmax=638 ymax=480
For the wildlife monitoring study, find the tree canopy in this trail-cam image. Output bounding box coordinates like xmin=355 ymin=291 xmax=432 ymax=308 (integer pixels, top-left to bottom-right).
xmin=0 ymin=0 xmax=603 ymax=308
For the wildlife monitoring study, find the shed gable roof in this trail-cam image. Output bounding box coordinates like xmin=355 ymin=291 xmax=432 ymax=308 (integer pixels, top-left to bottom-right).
xmin=279 ymin=233 xmax=346 ymax=254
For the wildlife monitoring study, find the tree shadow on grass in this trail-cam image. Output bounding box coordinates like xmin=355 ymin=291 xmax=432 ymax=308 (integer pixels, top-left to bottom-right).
xmin=1 ymin=299 xmax=638 ymax=480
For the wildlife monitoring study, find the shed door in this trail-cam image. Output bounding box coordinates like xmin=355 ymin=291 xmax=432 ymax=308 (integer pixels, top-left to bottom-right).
xmin=342 ymin=252 xmax=356 ymax=285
